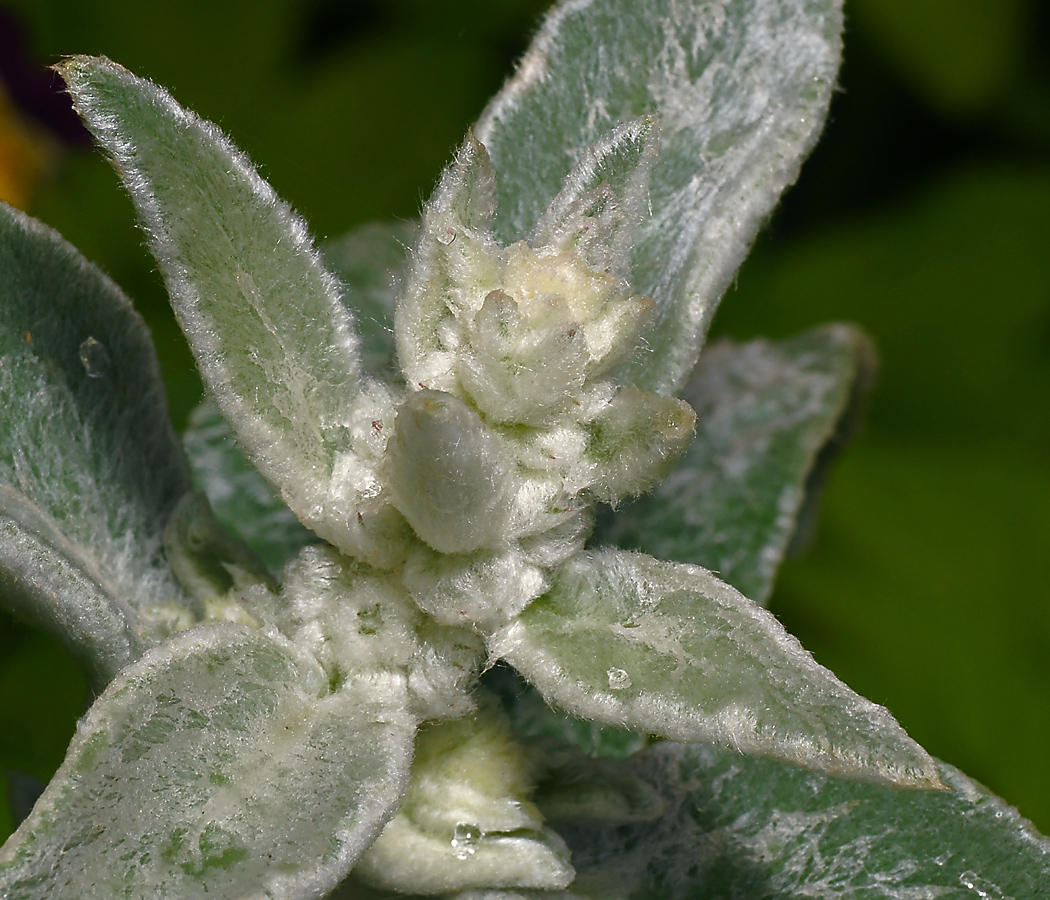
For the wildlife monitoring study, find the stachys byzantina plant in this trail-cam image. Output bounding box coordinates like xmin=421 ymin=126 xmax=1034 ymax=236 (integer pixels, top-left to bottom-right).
xmin=1 ymin=1 xmax=1049 ymax=898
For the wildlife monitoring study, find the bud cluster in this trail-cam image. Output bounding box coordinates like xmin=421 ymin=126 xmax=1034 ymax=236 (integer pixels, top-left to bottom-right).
xmin=345 ymin=121 xmax=695 ymax=631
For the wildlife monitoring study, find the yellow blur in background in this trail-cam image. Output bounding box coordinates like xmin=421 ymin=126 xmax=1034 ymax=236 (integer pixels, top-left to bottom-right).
xmin=0 ymin=82 xmax=55 ymax=211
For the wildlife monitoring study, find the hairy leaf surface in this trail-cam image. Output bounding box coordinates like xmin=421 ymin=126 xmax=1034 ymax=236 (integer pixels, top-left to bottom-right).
xmin=598 ymin=325 xmax=874 ymax=604
xmin=0 ymin=202 xmax=192 ymax=675
xmin=59 ymin=57 xmax=382 ymax=554
xmin=490 ymin=549 xmax=941 ymax=789
xmin=0 ymin=625 xmax=416 ymax=900
xmin=357 ymin=707 xmax=573 ymax=894
xmin=562 ymin=743 xmax=1050 ymax=900
xmin=476 ymin=0 xmax=844 ymax=393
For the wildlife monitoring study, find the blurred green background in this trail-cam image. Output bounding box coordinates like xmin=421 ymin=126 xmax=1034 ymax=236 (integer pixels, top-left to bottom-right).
xmin=1 ymin=0 xmax=1048 ymax=841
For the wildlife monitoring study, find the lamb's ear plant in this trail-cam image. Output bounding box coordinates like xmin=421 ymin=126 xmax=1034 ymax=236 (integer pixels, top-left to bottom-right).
xmin=0 ymin=0 xmax=1048 ymax=897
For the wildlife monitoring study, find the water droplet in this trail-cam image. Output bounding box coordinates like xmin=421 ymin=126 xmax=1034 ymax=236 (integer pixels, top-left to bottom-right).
xmin=607 ymin=667 xmax=631 ymax=690
xmin=451 ymin=822 xmax=480 ymax=859
xmin=78 ymin=337 xmax=111 ymax=378
xmin=436 ymin=226 xmax=457 ymax=245
xmin=959 ymin=870 xmax=1003 ymax=898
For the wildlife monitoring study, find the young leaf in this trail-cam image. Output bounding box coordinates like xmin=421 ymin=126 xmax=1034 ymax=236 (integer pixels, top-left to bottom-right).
xmin=532 ymin=116 xmax=660 ymax=276
xmin=58 ymin=57 xmax=382 ymax=557
xmin=277 ymin=545 xmax=485 ymax=722
xmin=597 ymin=324 xmax=875 ymax=604
xmin=182 ymin=399 xmax=317 ymax=574
xmin=356 ymin=706 xmax=574 ymax=894
xmin=0 ymin=202 xmax=193 ymax=675
xmin=475 ymin=0 xmax=844 ymax=393
xmin=322 ymin=221 xmax=418 ymax=377
xmin=563 ymin=742 xmax=1050 ymax=900
xmin=396 ymin=133 xmax=501 ymax=394
xmin=0 ymin=624 xmax=417 ymax=900
xmin=489 ymin=549 xmax=941 ymax=789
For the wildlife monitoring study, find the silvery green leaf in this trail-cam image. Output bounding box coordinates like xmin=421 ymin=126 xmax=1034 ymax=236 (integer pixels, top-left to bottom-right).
xmin=0 ymin=202 xmax=193 ymax=679
xmin=490 ymin=549 xmax=941 ymax=789
xmin=563 ymin=743 xmax=1050 ymax=900
xmin=396 ymin=134 xmax=501 ymax=394
xmin=182 ymin=399 xmax=317 ymax=574
xmin=0 ymin=488 xmax=143 ymax=687
xmin=532 ymin=116 xmax=660 ymax=276
xmin=356 ymin=706 xmax=574 ymax=894
xmin=583 ymin=385 xmax=696 ymax=504
xmin=59 ymin=57 xmax=387 ymax=557
xmin=597 ymin=324 xmax=875 ymax=604
xmin=476 ymin=0 xmax=844 ymax=393
xmin=0 ymin=624 xmax=416 ymax=900
xmin=322 ymin=221 xmax=418 ymax=377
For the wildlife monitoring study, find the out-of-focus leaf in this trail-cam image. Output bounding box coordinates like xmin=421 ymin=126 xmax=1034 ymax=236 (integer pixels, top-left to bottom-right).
xmin=485 ymin=664 xmax=650 ymax=760
xmin=58 ymin=56 xmax=392 ymax=560
xmin=322 ymin=221 xmax=417 ymax=377
xmin=562 ymin=742 xmax=1050 ymax=900
xmin=597 ymin=324 xmax=874 ymax=604
xmin=0 ymin=624 xmax=417 ymax=900
xmin=849 ymin=0 xmax=1026 ymax=118
xmin=475 ymin=0 xmax=844 ymax=394
xmin=490 ymin=549 xmax=941 ymax=789
xmin=0 ymin=201 xmax=192 ymax=680
xmin=161 ymin=491 xmax=275 ymax=609
xmin=533 ymin=751 xmax=667 ymax=826
xmin=182 ymin=399 xmax=316 ymax=574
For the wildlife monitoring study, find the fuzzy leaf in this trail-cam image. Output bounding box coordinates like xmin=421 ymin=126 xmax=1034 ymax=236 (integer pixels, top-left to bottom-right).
xmin=562 ymin=742 xmax=1050 ymax=900
xmin=161 ymin=491 xmax=275 ymax=612
xmin=182 ymin=399 xmax=317 ymax=574
xmin=0 ymin=624 xmax=416 ymax=900
xmin=0 ymin=202 xmax=192 ymax=678
xmin=597 ymin=324 xmax=875 ymax=604
xmin=356 ymin=707 xmax=574 ymax=894
xmin=59 ymin=57 xmax=382 ymax=555
xmin=322 ymin=221 xmax=417 ymax=377
xmin=476 ymin=0 xmax=844 ymax=393
xmin=396 ymin=133 xmax=501 ymax=394
xmin=0 ymin=488 xmax=143 ymax=687
xmin=533 ymin=116 xmax=660 ymax=276
xmin=276 ymin=545 xmax=485 ymax=722
xmin=385 ymin=390 xmax=517 ymax=555
xmin=490 ymin=549 xmax=941 ymax=789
